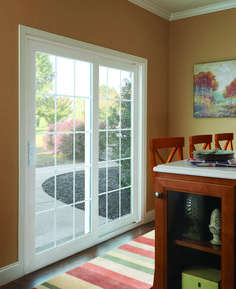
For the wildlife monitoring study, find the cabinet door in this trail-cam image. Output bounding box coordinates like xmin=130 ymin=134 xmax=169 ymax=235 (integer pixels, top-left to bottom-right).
xmin=153 ymin=177 xmax=235 ymax=289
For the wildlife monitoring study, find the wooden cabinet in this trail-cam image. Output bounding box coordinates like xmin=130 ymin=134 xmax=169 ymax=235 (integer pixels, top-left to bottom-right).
xmin=152 ymin=164 xmax=236 ymax=289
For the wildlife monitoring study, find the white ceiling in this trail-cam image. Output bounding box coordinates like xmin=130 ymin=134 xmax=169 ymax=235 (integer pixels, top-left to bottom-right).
xmin=128 ymin=0 xmax=236 ymax=20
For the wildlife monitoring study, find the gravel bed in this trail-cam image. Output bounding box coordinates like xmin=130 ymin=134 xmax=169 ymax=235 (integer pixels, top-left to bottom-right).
xmin=42 ymin=167 xmax=131 ymax=219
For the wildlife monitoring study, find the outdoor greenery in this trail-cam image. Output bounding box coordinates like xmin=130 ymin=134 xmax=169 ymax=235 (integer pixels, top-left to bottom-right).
xmin=36 ymin=53 xmax=132 ymax=188
xmin=36 ymin=53 xmax=73 ymax=126
xmin=35 ymin=53 xmax=132 ymax=220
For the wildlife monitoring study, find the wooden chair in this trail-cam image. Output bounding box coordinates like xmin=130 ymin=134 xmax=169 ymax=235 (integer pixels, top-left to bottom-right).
xmin=149 ymin=137 xmax=184 ymax=190
xmin=189 ymin=134 xmax=212 ymax=158
xmin=215 ymin=133 xmax=233 ymax=151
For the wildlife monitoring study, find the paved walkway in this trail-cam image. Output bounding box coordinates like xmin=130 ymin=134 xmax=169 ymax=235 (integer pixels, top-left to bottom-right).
xmin=35 ymin=163 xmax=117 ymax=252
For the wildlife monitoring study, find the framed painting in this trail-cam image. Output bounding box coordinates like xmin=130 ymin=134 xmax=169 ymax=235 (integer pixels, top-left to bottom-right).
xmin=194 ymin=60 xmax=236 ymax=118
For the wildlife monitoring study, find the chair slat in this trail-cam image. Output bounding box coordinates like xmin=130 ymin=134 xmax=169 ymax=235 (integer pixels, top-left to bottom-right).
xmin=149 ymin=137 xmax=184 ymax=191
xmin=215 ymin=133 xmax=233 ymax=151
xmin=189 ymin=134 xmax=212 ymax=158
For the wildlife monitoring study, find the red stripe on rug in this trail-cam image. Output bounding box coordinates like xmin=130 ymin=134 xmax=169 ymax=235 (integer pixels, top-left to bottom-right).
xmin=133 ymin=236 xmax=155 ymax=247
xmin=67 ymin=262 xmax=151 ymax=289
xmin=119 ymin=244 xmax=155 ymax=259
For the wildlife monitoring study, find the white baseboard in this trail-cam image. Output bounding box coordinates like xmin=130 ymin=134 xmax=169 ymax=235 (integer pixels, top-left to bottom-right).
xmin=0 ymin=262 xmax=23 ymax=286
xmin=144 ymin=209 xmax=154 ymax=223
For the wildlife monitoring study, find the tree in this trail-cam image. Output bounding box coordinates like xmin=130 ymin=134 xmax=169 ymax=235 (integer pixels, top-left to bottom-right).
xmin=224 ymin=78 xmax=236 ymax=101
xmin=106 ymin=77 xmax=132 ymax=187
xmin=36 ymin=95 xmax=73 ymax=125
xmin=99 ymin=85 xmax=120 ymax=127
xmin=36 ymin=52 xmax=55 ymax=93
xmin=36 ymin=53 xmax=73 ymax=125
xmin=194 ymin=71 xmax=218 ymax=96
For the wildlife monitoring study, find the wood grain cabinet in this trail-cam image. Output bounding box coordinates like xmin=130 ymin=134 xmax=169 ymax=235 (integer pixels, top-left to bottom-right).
xmin=152 ymin=161 xmax=236 ymax=289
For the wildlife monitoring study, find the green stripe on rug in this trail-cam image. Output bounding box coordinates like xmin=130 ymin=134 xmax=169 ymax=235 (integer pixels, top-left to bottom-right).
xmin=42 ymin=282 xmax=61 ymax=289
xmin=101 ymin=253 xmax=154 ymax=275
xmin=112 ymin=248 xmax=155 ymax=264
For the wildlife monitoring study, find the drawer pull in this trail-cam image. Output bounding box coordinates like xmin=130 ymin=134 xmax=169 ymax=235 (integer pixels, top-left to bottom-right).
xmin=155 ymin=192 xmax=162 ymax=199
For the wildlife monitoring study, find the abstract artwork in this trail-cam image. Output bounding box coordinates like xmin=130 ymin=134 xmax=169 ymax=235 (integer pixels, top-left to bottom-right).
xmin=194 ymin=60 xmax=236 ymax=117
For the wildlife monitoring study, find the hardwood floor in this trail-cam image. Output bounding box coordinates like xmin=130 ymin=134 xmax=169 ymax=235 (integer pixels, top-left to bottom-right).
xmin=2 ymin=221 xmax=154 ymax=289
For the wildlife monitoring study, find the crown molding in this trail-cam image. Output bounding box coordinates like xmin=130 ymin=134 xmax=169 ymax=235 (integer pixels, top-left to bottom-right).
xmin=128 ymin=0 xmax=236 ymax=21
xmin=128 ymin=0 xmax=170 ymax=20
xmin=170 ymin=0 xmax=236 ymax=21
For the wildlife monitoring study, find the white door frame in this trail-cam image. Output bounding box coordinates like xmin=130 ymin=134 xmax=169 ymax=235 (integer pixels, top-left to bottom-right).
xmin=18 ymin=25 xmax=148 ymax=275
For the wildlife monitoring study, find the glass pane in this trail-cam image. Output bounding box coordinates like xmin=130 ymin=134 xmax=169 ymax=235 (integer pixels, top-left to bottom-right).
xmin=36 ymin=52 xmax=55 ymax=94
xmin=35 ymin=210 xmax=54 ymax=253
xmin=76 ymin=133 xmax=90 ymax=166
xmin=99 ymin=99 xmax=107 ymax=129
xmin=121 ymin=101 xmax=131 ymax=129
xmin=37 ymin=171 xmax=55 ymax=212
xmin=108 ymin=191 xmax=119 ymax=221
xmin=75 ymin=119 xmax=85 ymax=132
xmin=108 ymin=167 xmax=119 ymax=191
xmin=56 ymin=119 xmax=73 ymax=133
xmin=121 ymin=159 xmax=131 ymax=188
xmin=108 ymin=100 xmax=120 ymax=129
xmin=36 ymin=95 xmax=55 ymax=132
xmin=121 ymin=72 xmax=132 ymax=100
xmin=75 ymin=202 xmax=86 ymax=237
xmin=56 ymin=133 xmax=74 ymax=166
xmin=75 ymin=61 xmax=91 ymax=97
xmin=121 ymin=188 xmax=131 ymax=217
xmin=75 ymin=170 xmax=85 ymax=202
xmin=56 ymin=172 xmax=73 ymax=207
xmin=75 ymin=201 xmax=90 ymax=236
xmin=56 ymin=96 xmax=74 ymax=128
xmin=99 ymin=132 xmax=107 ymax=161
xmin=99 ymin=194 xmax=106 ymax=225
xmin=108 ymin=131 xmax=119 ymax=161
xmin=121 ymin=130 xmax=131 ymax=158
xmin=36 ymin=134 xmax=55 ymax=168
xmin=75 ymin=133 xmax=85 ymax=165
xmin=108 ymin=68 xmax=120 ymax=99
xmin=56 ymin=206 xmax=73 ymax=245
xmin=56 ymin=56 xmax=74 ymax=96
xmin=75 ymin=98 xmax=90 ymax=126
xmin=99 ymin=167 xmax=106 ymax=193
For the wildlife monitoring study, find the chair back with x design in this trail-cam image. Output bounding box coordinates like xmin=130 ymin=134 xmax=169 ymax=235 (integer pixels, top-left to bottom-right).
xmin=149 ymin=137 xmax=184 ymax=190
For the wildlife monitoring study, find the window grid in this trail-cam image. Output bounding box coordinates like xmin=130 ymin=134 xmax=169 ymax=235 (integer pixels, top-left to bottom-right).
xmin=35 ymin=53 xmax=92 ymax=252
xmin=98 ymin=67 xmax=133 ymax=225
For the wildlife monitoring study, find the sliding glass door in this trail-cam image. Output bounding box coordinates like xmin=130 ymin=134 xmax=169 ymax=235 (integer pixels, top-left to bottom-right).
xmin=20 ymin=27 xmax=145 ymax=274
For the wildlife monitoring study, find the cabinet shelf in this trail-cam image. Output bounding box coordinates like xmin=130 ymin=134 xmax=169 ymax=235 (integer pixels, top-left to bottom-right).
xmin=175 ymin=238 xmax=221 ymax=255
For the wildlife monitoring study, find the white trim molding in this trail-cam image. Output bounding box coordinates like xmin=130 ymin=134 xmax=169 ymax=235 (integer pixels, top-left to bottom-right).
xmin=0 ymin=262 xmax=23 ymax=286
xmin=128 ymin=0 xmax=236 ymax=21
xmin=128 ymin=0 xmax=170 ymax=20
xmin=170 ymin=0 xmax=236 ymax=21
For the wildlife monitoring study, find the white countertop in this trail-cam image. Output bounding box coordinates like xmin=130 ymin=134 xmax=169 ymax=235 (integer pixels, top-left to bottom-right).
xmin=154 ymin=160 xmax=236 ymax=180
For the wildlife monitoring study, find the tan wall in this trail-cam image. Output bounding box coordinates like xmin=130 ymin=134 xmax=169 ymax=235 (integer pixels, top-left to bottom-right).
xmin=0 ymin=0 xmax=169 ymax=268
xmin=169 ymin=9 xmax=236 ymax=157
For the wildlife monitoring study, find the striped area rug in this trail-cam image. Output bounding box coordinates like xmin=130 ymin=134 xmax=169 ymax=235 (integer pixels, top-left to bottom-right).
xmin=33 ymin=230 xmax=154 ymax=289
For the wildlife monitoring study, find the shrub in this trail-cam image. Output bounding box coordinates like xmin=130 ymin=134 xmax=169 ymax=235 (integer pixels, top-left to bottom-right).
xmin=43 ymin=119 xmax=85 ymax=160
